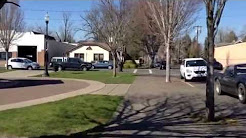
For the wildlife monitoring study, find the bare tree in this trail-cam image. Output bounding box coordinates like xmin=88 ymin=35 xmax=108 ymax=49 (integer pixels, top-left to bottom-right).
xmin=82 ymin=0 xmax=132 ymax=77
xmin=57 ymin=12 xmax=75 ymax=43
xmin=0 ymin=0 xmax=24 ymax=69
xmin=147 ymin=0 xmax=201 ymax=82
xmin=216 ymin=28 xmax=238 ymax=44
xmin=0 ymin=0 xmax=20 ymax=9
xmin=203 ymin=0 xmax=227 ymax=121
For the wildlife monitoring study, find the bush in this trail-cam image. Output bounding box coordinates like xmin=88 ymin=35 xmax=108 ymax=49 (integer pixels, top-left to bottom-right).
xmin=123 ymin=60 xmax=137 ymax=69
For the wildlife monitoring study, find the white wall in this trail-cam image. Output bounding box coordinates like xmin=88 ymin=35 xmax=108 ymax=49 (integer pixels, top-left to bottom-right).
xmin=7 ymin=32 xmax=45 ymax=52
xmin=69 ymin=46 xmax=110 ymax=62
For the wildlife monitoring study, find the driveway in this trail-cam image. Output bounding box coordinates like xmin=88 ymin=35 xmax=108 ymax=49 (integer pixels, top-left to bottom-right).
xmin=80 ymin=69 xmax=246 ymax=137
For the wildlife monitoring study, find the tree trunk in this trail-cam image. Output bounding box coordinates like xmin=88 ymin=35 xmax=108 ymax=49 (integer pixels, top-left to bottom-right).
xmin=113 ymin=55 xmax=117 ymax=77
xmin=206 ymin=11 xmax=215 ymax=121
xmin=166 ymin=44 xmax=170 ymax=82
xmin=5 ymin=51 xmax=9 ymax=70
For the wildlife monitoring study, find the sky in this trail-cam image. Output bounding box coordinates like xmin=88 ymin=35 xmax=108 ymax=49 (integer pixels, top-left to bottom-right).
xmin=19 ymin=0 xmax=246 ymax=44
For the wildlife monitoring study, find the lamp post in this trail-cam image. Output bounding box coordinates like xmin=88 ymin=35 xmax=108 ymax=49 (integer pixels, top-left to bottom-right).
xmin=43 ymin=12 xmax=49 ymax=77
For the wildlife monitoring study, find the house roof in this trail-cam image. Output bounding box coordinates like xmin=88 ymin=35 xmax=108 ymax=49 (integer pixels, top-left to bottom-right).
xmin=67 ymin=41 xmax=111 ymax=53
xmin=32 ymin=31 xmax=56 ymax=40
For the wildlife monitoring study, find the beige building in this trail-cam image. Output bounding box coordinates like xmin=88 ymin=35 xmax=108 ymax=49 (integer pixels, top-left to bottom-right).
xmin=215 ymin=42 xmax=246 ymax=67
xmin=67 ymin=41 xmax=111 ymax=62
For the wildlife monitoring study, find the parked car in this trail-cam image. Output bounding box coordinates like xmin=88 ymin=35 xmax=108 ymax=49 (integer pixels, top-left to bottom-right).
xmin=91 ymin=60 xmax=113 ymax=70
xmin=160 ymin=60 xmax=166 ymax=70
xmin=180 ymin=58 xmax=207 ymax=81
xmin=53 ymin=57 xmax=92 ymax=71
xmin=215 ymin=64 xmax=246 ymax=104
xmin=6 ymin=58 xmax=40 ymax=70
xmin=214 ymin=59 xmax=223 ymax=70
xmin=50 ymin=57 xmax=68 ymax=67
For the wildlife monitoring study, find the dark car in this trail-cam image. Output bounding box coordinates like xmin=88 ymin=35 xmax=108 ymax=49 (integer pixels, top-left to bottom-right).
xmin=92 ymin=60 xmax=113 ymax=70
xmin=53 ymin=57 xmax=92 ymax=71
xmin=214 ymin=64 xmax=246 ymax=103
xmin=214 ymin=59 xmax=223 ymax=70
xmin=160 ymin=60 xmax=166 ymax=70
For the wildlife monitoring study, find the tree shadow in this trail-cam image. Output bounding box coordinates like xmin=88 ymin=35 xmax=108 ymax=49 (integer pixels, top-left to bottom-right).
xmin=36 ymin=94 xmax=246 ymax=138
xmin=0 ymin=79 xmax=64 ymax=89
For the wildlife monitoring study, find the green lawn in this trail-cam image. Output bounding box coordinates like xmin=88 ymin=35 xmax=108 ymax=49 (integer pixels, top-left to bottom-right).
xmin=0 ymin=67 xmax=11 ymax=73
xmin=48 ymin=71 xmax=136 ymax=84
xmin=0 ymin=95 xmax=123 ymax=137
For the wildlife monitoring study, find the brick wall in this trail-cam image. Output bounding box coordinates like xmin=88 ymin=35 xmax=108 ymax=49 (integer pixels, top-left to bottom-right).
xmin=38 ymin=50 xmax=45 ymax=66
xmin=12 ymin=52 xmax=17 ymax=58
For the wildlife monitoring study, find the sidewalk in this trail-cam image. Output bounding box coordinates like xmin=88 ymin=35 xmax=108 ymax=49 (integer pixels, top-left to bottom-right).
xmin=92 ymin=84 xmax=131 ymax=96
xmin=79 ymin=75 xmax=246 ymax=137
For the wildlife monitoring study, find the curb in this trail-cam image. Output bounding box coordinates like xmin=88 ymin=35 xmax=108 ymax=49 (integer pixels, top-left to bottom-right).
xmin=0 ymin=77 xmax=105 ymax=111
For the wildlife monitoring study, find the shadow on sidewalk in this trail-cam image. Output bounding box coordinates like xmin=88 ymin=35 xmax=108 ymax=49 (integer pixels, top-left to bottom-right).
xmin=0 ymin=79 xmax=64 ymax=89
xmin=37 ymin=94 xmax=246 ymax=138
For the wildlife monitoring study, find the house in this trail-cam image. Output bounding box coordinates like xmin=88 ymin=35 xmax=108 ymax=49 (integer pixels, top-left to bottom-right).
xmin=215 ymin=41 xmax=246 ymax=67
xmin=67 ymin=41 xmax=111 ymax=62
xmin=0 ymin=31 xmax=76 ymax=66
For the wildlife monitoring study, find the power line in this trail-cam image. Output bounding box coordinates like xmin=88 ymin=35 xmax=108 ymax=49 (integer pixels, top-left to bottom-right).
xmin=23 ymin=9 xmax=89 ymax=13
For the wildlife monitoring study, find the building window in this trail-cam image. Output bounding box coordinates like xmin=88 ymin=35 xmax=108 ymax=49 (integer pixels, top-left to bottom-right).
xmin=74 ymin=53 xmax=84 ymax=61
xmin=94 ymin=54 xmax=104 ymax=61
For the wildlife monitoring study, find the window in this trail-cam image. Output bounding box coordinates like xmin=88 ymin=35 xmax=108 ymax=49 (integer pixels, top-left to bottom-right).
xmin=74 ymin=53 xmax=84 ymax=61
xmin=186 ymin=60 xmax=206 ymax=67
xmin=225 ymin=66 xmax=234 ymax=77
xmin=94 ymin=54 xmax=104 ymax=61
xmin=57 ymin=59 xmax=63 ymax=63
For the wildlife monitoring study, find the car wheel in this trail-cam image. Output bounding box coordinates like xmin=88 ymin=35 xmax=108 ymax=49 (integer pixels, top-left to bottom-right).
xmin=58 ymin=66 xmax=63 ymax=72
xmin=238 ymin=83 xmax=246 ymax=104
xmin=82 ymin=66 xmax=87 ymax=71
xmin=215 ymin=79 xmax=223 ymax=95
xmin=180 ymin=73 xmax=184 ymax=79
xmin=8 ymin=65 xmax=12 ymax=70
xmin=27 ymin=66 xmax=33 ymax=70
xmin=91 ymin=65 xmax=95 ymax=69
xmin=108 ymin=66 xmax=112 ymax=70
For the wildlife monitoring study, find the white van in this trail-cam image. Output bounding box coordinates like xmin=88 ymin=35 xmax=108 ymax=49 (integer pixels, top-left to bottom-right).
xmin=180 ymin=58 xmax=207 ymax=81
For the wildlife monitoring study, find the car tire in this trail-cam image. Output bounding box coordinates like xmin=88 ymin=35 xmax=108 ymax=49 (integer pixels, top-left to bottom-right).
xmin=27 ymin=66 xmax=33 ymax=70
xmin=238 ymin=83 xmax=246 ymax=104
xmin=91 ymin=65 xmax=95 ymax=69
xmin=108 ymin=66 xmax=112 ymax=70
xmin=58 ymin=66 xmax=63 ymax=72
xmin=215 ymin=79 xmax=223 ymax=95
xmin=180 ymin=73 xmax=184 ymax=79
xmin=82 ymin=66 xmax=87 ymax=71
xmin=8 ymin=65 xmax=12 ymax=70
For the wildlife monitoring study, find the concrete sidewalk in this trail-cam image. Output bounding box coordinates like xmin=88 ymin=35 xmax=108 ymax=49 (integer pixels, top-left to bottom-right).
xmin=83 ymin=75 xmax=246 ymax=137
xmin=92 ymin=84 xmax=131 ymax=96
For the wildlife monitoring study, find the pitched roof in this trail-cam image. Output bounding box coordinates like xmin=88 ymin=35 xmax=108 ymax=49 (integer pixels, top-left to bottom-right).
xmin=67 ymin=41 xmax=111 ymax=53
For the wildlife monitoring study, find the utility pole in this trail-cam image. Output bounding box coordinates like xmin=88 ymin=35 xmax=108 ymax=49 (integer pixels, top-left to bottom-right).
xmin=194 ymin=26 xmax=202 ymax=57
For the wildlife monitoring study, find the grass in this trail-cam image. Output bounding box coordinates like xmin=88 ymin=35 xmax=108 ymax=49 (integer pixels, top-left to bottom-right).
xmin=0 ymin=67 xmax=12 ymax=73
xmin=47 ymin=71 xmax=136 ymax=84
xmin=0 ymin=95 xmax=123 ymax=137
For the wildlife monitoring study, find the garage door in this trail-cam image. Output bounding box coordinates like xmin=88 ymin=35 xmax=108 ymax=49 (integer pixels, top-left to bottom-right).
xmin=18 ymin=46 xmax=37 ymax=62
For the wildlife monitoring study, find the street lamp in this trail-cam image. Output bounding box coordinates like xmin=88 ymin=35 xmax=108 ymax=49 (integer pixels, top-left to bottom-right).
xmin=43 ymin=12 xmax=49 ymax=77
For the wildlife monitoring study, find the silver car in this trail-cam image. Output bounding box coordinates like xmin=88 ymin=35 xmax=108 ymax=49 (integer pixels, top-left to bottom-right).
xmin=7 ymin=58 xmax=40 ymax=70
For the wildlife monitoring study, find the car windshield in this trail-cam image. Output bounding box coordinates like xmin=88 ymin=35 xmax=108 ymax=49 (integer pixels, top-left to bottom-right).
xmin=236 ymin=65 xmax=246 ymax=75
xmin=24 ymin=59 xmax=32 ymax=63
xmin=186 ymin=60 xmax=206 ymax=67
